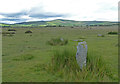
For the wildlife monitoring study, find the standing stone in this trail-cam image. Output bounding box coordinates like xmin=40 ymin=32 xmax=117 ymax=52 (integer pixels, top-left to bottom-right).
xmin=60 ymin=38 xmax=64 ymax=41
xmin=97 ymin=34 xmax=104 ymax=37
xmin=76 ymin=41 xmax=87 ymax=69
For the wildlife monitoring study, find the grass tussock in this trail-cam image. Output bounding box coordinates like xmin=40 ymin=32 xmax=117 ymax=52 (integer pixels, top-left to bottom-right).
xmin=8 ymin=29 xmax=16 ymax=31
xmin=47 ymin=38 xmax=68 ymax=46
xmin=78 ymin=36 xmax=86 ymax=39
xmin=2 ymin=32 xmax=15 ymax=36
xmin=13 ymin=54 xmax=34 ymax=61
xmin=47 ymin=48 xmax=113 ymax=81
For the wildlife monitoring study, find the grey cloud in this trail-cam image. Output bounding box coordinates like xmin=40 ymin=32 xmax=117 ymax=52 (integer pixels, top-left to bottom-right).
xmin=0 ymin=18 xmax=27 ymax=24
xmin=28 ymin=6 xmax=69 ymax=19
xmin=29 ymin=13 xmax=67 ymax=19
xmin=0 ymin=6 xmax=70 ymax=24
xmin=0 ymin=10 xmax=28 ymax=18
xmin=1 ymin=18 xmax=27 ymax=21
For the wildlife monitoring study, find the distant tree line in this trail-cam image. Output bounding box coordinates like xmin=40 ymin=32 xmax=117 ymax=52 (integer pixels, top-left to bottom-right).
xmin=45 ymin=25 xmax=65 ymax=27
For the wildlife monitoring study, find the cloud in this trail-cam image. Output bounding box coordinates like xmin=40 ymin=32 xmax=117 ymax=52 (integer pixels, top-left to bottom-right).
xmin=0 ymin=10 xmax=68 ymax=24
xmin=29 ymin=13 xmax=67 ymax=18
xmin=0 ymin=11 xmax=28 ymax=18
xmin=0 ymin=0 xmax=119 ymax=24
xmin=0 ymin=6 xmax=70 ymax=24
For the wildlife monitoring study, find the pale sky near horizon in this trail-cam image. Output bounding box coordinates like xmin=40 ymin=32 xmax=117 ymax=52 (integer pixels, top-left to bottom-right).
xmin=0 ymin=0 xmax=119 ymax=24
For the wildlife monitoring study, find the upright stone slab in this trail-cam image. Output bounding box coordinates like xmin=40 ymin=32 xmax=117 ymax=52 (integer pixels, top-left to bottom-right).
xmin=60 ymin=38 xmax=64 ymax=41
xmin=97 ymin=34 xmax=104 ymax=37
xmin=76 ymin=41 xmax=87 ymax=69
xmin=97 ymin=34 xmax=102 ymax=37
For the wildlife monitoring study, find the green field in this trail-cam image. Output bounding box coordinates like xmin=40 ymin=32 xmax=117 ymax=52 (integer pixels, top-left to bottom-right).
xmin=2 ymin=26 xmax=118 ymax=82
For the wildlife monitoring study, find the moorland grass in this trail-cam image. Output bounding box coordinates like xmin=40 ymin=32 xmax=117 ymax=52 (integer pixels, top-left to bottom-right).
xmin=47 ymin=48 xmax=113 ymax=81
xmin=2 ymin=26 xmax=118 ymax=82
xmin=47 ymin=37 xmax=68 ymax=46
xmin=13 ymin=54 xmax=34 ymax=61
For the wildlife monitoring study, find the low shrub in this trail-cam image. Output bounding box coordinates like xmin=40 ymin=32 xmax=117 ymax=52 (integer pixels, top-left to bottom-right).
xmin=25 ymin=30 xmax=32 ymax=33
xmin=108 ymin=31 xmax=118 ymax=35
xmin=8 ymin=29 xmax=16 ymax=31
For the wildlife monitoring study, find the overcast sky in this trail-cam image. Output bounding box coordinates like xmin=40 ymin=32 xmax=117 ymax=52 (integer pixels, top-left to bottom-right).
xmin=0 ymin=0 xmax=119 ymax=24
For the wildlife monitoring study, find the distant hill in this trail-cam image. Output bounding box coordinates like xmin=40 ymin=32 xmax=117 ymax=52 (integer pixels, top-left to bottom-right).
xmin=1 ymin=19 xmax=118 ymax=27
